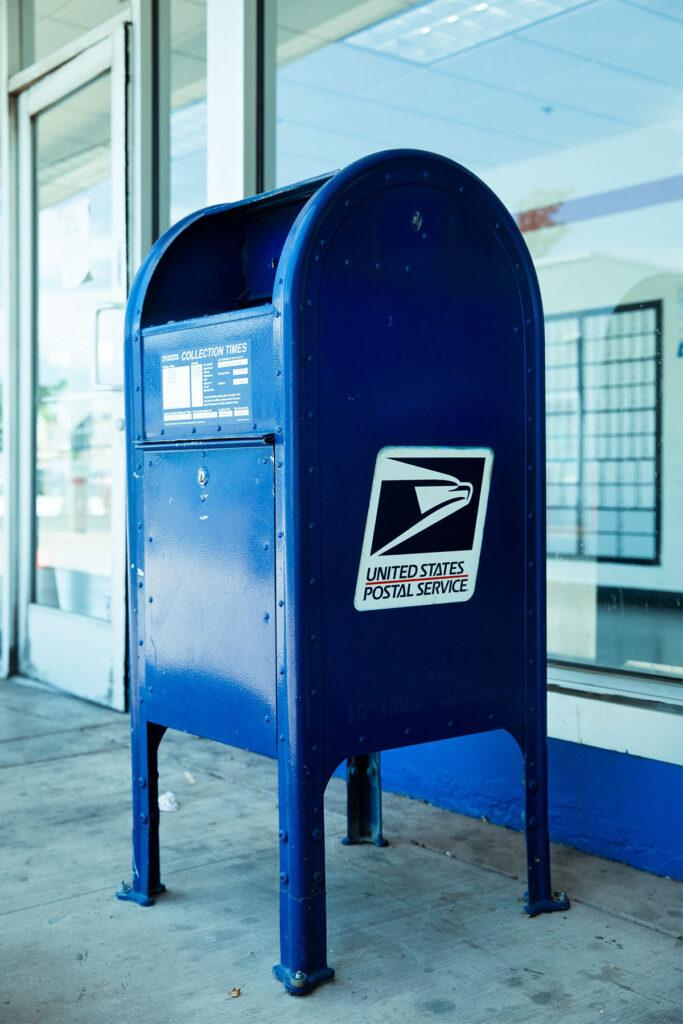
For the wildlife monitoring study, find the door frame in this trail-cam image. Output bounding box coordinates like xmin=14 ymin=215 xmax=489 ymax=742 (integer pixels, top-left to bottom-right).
xmin=16 ymin=26 xmax=128 ymax=708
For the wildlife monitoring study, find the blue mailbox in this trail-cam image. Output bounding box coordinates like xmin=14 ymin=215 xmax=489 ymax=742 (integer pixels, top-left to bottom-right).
xmin=118 ymin=149 xmax=569 ymax=994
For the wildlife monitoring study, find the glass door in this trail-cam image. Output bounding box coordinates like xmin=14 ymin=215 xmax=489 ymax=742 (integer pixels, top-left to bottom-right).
xmin=17 ymin=30 xmax=127 ymax=709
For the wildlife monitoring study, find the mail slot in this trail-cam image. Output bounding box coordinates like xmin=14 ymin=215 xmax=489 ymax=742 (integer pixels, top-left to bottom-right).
xmin=118 ymin=149 xmax=569 ymax=995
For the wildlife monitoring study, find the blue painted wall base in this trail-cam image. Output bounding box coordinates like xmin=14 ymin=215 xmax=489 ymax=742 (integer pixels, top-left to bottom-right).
xmin=378 ymin=731 xmax=683 ymax=881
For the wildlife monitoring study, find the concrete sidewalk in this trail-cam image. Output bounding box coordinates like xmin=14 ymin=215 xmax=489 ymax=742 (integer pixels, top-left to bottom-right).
xmin=1 ymin=677 xmax=681 ymax=1024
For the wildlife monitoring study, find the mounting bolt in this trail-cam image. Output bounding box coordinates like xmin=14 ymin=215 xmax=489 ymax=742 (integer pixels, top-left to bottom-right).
xmin=291 ymin=971 xmax=307 ymax=989
xmin=279 ymin=872 xmax=289 ymax=885
xmin=279 ymin=830 xmax=288 ymax=843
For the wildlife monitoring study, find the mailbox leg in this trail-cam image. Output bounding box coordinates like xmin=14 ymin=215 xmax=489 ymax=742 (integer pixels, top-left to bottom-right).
xmin=342 ymin=752 xmax=387 ymax=847
xmin=273 ymin=764 xmax=334 ymax=995
xmin=117 ymin=720 xmax=166 ymax=907
xmin=511 ymin=726 xmax=570 ymax=917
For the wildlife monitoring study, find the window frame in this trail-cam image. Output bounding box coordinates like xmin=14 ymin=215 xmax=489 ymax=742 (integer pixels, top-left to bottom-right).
xmin=545 ymin=299 xmax=662 ymax=567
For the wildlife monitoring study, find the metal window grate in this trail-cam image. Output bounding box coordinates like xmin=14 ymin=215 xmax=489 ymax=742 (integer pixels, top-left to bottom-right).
xmin=545 ymin=301 xmax=661 ymax=565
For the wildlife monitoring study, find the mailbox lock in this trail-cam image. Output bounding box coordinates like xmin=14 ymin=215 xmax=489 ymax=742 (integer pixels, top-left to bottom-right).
xmin=197 ymin=467 xmax=209 ymax=487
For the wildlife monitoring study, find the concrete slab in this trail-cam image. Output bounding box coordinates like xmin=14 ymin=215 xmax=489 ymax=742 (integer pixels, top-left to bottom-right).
xmin=1 ymin=678 xmax=681 ymax=1024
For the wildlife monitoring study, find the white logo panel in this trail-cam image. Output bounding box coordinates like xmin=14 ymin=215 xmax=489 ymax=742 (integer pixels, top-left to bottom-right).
xmin=354 ymin=446 xmax=493 ymax=612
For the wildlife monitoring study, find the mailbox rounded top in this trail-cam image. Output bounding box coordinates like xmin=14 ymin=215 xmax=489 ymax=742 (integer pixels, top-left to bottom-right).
xmin=126 ymin=148 xmax=540 ymax=340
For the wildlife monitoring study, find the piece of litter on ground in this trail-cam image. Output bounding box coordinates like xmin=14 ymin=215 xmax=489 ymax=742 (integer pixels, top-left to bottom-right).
xmin=158 ymin=791 xmax=178 ymax=813
xmin=228 ymin=987 xmax=241 ymax=999
xmin=183 ymin=771 xmax=197 ymax=785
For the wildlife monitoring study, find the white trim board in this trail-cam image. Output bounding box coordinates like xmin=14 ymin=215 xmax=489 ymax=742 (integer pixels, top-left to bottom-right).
xmin=547 ymin=688 xmax=683 ymax=767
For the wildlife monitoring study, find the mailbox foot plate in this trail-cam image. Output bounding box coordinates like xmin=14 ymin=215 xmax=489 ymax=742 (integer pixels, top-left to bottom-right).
xmin=341 ymin=834 xmax=388 ymax=847
xmin=272 ymin=963 xmax=334 ymax=996
xmin=524 ymin=891 xmax=570 ymax=917
xmin=116 ymin=882 xmax=166 ymax=907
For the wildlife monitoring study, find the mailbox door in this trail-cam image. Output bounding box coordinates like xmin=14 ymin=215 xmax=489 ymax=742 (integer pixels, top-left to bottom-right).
xmin=141 ymin=443 xmax=276 ymax=755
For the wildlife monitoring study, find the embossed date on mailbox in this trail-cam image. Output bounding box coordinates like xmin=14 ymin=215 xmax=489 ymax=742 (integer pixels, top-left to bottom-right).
xmin=347 ymin=695 xmax=422 ymax=725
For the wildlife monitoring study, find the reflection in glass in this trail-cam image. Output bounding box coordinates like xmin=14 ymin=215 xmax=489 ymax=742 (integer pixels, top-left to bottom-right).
xmin=170 ymin=0 xmax=207 ymax=222
xmin=274 ymin=0 xmax=683 ymax=679
xmin=0 ymin=160 xmax=5 ymax=656
xmin=34 ymin=74 xmax=115 ymax=621
xmin=23 ymin=0 xmax=123 ymax=66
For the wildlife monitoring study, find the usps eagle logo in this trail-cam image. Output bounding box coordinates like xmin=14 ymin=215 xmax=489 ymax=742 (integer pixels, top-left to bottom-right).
xmin=355 ymin=447 xmax=493 ymax=611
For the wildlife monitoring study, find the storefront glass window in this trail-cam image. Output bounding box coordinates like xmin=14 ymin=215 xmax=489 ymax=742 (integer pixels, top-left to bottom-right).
xmin=170 ymin=0 xmax=207 ymax=222
xmin=0 ymin=154 xmax=5 ymax=662
xmin=21 ymin=0 xmax=123 ymax=66
xmin=33 ymin=74 xmax=116 ymax=621
xmin=274 ymin=0 xmax=683 ymax=680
